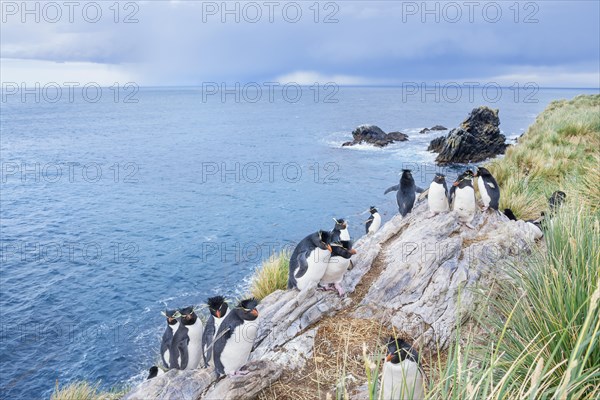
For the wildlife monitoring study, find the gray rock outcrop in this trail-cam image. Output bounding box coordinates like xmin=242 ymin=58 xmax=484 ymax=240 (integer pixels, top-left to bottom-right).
xmin=428 ymin=107 xmax=507 ymax=164
xmin=124 ymin=200 xmax=541 ymax=399
xmin=342 ymin=125 xmax=408 ymax=147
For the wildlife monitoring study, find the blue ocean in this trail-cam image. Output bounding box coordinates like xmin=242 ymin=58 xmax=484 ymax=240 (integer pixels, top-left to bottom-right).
xmin=1 ymin=86 xmax=597 ymax=399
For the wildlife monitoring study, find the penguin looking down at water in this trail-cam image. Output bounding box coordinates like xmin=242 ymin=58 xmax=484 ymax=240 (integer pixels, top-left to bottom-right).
xmin=160 ymin=309 xmax=183 ymax=370
xmin=319 ymin=240 xmax=357 ymax=296
xmin=287 ymin=230 xmax=334 ymax=291
xmin=475 ymin=167 xmax=500 ymax=211
xmin=202 ymin=296 xmax=229 ymax=367
xmin=451 ymin=170 xmax=477 ymax=228
xmin=381 ymin=337 xmax=425 ymax=400
xmin=428 ymin=174 xmax=450 ymax=215
xmin=385 ymin=169 xmax=424 ymax=217
xmin=179 ymin=306 xmax=203 ymax=370
xmin=212 ymin=298 xmax=260 ymax=377
xmin=365 ymin=206 xmax=381 ymax=234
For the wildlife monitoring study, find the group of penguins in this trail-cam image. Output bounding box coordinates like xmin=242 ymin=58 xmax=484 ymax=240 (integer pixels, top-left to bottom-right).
xmin=150 ymin=166 xmax=565 ymax=399
xmin=148 ymin=296 xmax=259 ymax=379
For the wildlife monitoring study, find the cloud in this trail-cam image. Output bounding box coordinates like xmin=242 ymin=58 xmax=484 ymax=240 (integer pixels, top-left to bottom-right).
xmin=273 ymin=71 xmax=379 ymax=85
xmin=0 ymin=1 xmax=598 ymax=87
xmin=0 ymin=58 xmax=137 ymax=86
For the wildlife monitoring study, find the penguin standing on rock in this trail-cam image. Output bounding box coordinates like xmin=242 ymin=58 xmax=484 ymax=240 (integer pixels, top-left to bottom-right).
xmin=475 ymin=167 xmax=500 ymax=211
xmin=331 ymin=218 xmax=348 ymax=243
xmin=381 ymin=337 xmax=425 ymax=400
xmin=179 ymin=306 xmax=203 ymax=370
xmin=160 ymin=309 xmax=183 ymax=370
xmin=451 ymin=170 xmax=477 ymax=228
xmin=385 ymin=169 xmax=424 ymax=217
xmin=202 ymin=296 xmax=229 ymax=367
xmin=287 ymin=230 xmax=333 ymax=291
xmin=428 ymin=174 xmax=450 ymax=215
xmin=365 ymin=206 xmax=381 ymax=234
xmin=319 ymin=240 xmax=357 ymax=296
xmin=213 ymin=298 xmax=260 ymax=377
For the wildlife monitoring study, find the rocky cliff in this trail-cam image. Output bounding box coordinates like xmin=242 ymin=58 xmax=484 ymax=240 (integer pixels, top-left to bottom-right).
xmin=124 ymin=201 xmax=541 ymax=400
xmin=428 ymin=106 xmax=508 ymax=164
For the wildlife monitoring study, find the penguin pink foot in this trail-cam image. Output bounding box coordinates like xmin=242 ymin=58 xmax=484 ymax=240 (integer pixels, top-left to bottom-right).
xmin=334 ymin=283 xmax=345 ymax=296
xmin=229 ymin=368 xmax=250 ymax=377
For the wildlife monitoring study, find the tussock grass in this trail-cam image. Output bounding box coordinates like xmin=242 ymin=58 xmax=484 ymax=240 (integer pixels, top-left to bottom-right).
xmin=51 ymin=381 xmax=127 ymax=400
xmin=425 ymin=205 xmax=600 ymax=399
xmin=249 ymin=250 xmax=290 ymax=300
xmin=487 ymin=94 xmax=600 ymax=219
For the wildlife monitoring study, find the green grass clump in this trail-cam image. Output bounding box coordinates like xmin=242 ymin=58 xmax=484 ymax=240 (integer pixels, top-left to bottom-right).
xmin=249 ymin=250 xmax=290 ymax=300
xmin=426 ymin=206 xmax=600 ymax=400
xmin=487 ymin=94 xmax=600 ymax=219
xmin=51 ymin=381 xmax=127 ymax=400
xmin=422 ymin=95 xmax=600 ymax=400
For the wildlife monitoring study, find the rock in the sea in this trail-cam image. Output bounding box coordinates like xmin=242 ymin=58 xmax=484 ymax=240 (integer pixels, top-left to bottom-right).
xmin=428 ymin=107 xmax=507 ymax=164
xmin=342 ymin=125 xmax=408 ymax=147
xmin=427 ymin=136 xmax=446 ymax=152
xmin=419 ymin=125 xmax=447 ymax=134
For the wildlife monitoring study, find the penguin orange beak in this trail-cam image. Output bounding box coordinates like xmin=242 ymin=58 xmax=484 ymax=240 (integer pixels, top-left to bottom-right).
xmin=453 ymin=181 xmax=459 ymax=186
xmin=216 ymin=310 xmax=221 ymax=318
xmin=250 ymin=309 xmax=259 ymax=317
xmin=385 ymin=354 xmax=393 ymax=362
xmin=327 ymin=244 xmax=333 ymax=252
xmin=350 ymin=249 xmax=357 ymax=255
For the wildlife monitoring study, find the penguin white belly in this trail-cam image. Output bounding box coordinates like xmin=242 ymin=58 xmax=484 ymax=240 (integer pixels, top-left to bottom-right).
xmin=295 ymin=248 xmax=331 ymax=290
xmin=183 ymin=321 xmax=204 ymax=370
xmin=381 ymin=360 xmax=425 ymax=400
xmin=369 ymin=213 xmax=381 ymax=234
xmin=453 ymin=187 xmax=476 ymax=223
xmin=428 ymin=182 xmax=449 ymax=212
xmin=219 ymin=318 xmax=259 ymax=375
xmin=320 ymin=256 xmax=351 ymax=285
xmin=340 ymin=228 xmax=350 ymax=241
xmin=478 ymin=177 xmax=491 ymax=208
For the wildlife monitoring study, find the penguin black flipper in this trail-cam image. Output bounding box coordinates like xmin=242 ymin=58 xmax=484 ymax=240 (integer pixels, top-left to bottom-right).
xmin=415 ymin=186 xmax=425 ymax=193
xmin=293 ymin=251 xmax=310 ymax=280
xmin=384 ymin=184 xmax=399 ymax=194
xmin=213 ymin=315 xmax=238 ymax=377
xmin=202 ymin=316 xmax=216 ymax=367
xmin=442 ymin=180 xmax=449 ymax=200
xmin=449 ymin=184 xmax=457 ymax=207
xmin=503 ymin=208 xmax=518 ymax=221
xmin=178 ymin=337 xmax=190 ymax=370
xmin=365 ymin=216 xmax=374 ymax=234
xmin=160 ymin=327 xmax=174 ymax=369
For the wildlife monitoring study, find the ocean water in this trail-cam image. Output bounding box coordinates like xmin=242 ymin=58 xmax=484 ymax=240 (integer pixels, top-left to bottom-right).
xmin=1 ymin=87 xmax=597 ymax=399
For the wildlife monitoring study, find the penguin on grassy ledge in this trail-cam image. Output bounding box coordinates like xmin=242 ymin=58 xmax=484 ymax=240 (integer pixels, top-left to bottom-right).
xmin=427 ymin=174 xmax=449 ymax=216
xmin=365 ymin=206 xmax=381 ymax=234
xmin=385 ymin=169 xmax=424 ymax=217
xmin=451 ymin=170 xmax=477 ymax=228
xmin=202 ymin=296 xmax=229 ymax=367
xmin=475 ymin=167 xmax=500 ymax=211
xmin=160 ymin=309 xmax=183 ymax=370
xmin=287 ymin=230 xmax=333 ymax=291
xmin=213 ymin=298 xmax=260 ymax=377
xmin=381 ymin=337 xmax=425 ymax=400
xmin=319 ymin=240 xmax=357 ymax=296
xmin=503 ymin=208 xmax=545 ymax=240
xmin=179 ymin=306 xmax=203 ymax=370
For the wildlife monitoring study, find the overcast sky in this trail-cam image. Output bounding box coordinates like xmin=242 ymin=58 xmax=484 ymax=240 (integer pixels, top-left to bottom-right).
xmin=1 ymin=1 xmax=599 ymax=87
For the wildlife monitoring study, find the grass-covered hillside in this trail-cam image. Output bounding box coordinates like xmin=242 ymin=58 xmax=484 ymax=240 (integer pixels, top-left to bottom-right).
xmin=488 ymin=94 xmax=600 ymax=219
